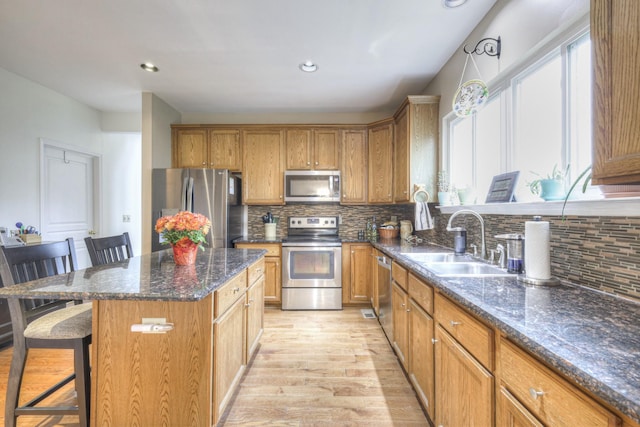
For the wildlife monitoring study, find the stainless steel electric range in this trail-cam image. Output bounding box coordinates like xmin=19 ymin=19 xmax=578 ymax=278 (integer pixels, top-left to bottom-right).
xmin=281 ymin=216 xmax=342 ymax=310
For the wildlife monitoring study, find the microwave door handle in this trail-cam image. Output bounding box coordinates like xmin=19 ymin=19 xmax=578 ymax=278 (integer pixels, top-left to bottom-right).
xmin=329 ymin=176 xmax=334 ymax=196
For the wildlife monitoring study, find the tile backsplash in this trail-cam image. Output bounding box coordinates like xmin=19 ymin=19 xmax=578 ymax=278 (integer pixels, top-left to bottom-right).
xmin=247 ymin=204 xmax=640 ymax=301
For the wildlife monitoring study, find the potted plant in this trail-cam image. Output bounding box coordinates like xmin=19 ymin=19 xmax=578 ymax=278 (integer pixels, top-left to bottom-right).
xmin=561 ymin=165 xmax=592 ymax=219
xmin=155 ymin=211 xmax=211 ymax=265
xmin=437 ymin=171 xmax=451 ymax=205
xmin=527 ymin=164 xmax=569 ymax=201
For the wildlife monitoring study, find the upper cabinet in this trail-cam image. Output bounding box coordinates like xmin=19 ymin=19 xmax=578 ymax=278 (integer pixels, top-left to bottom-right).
xmin=340 ymin=129 xmax=368 ymax=204
xmin=172 ymin=127 xmax=242 ymax=171
xmin=592 ymin=0 xmax=640 ymax=184
xmin=286 ymin=128 xmax=339 ymax=170
xmin=368 ymin=120 xmax=394 ymax=204
xmin=393 ymin=96 xmax=440 ymax=203
xmin=242 ymin=129 xmax=285 ymax=205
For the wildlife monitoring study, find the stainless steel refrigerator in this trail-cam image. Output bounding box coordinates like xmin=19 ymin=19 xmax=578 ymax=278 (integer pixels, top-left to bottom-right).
xmin=151 ymin=169 xmax=246 ymax=252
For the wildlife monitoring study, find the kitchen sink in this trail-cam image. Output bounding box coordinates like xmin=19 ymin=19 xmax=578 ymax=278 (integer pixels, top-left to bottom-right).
xmin=424 ymin=262 xmax=512 ymax=277
xmin=403 ymin=252 xmax=474 ymax=263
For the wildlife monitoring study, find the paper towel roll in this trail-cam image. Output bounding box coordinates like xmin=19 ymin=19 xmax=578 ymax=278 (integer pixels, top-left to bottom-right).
xmin=525 ymin=219 xmax=551 ymax=280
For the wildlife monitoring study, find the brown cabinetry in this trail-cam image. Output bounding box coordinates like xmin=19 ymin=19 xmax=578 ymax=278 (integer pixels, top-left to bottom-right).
xmin=242 ymin=129 xmax=285 ymax=205
xmin=286 ymin=128 xmax=340 ymax=170
xmin=342 ymin=242 xmax=371 ymax=304
xmin=209 ymin=129 xmax=242 ymax=171
xmin=592 ymin=0 xmax=640 ymax=184
xmin=173 ymin=127 xmax=242 ymax=170
xmin=235 ymin=243 xmax=281 ymax=305
xmin=246 ymin=262 xmax=265 ymax=361
xmin=174 ymin=128 xmax=208 ymax=168
xmin=367 ymin=120 xmax=394 ymax=204
xmin=392 ymin=282 xmax=409 ymax=370
xmin=340 ymin=129 xmax=368 ymax=204
xmin=393 ymin=96 xmax=440 ymax=202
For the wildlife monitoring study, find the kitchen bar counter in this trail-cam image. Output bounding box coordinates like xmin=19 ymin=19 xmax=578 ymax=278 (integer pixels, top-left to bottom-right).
xmin=373 ymin=239 xmax=640 ymax=423
xmin=0 ymin=248 xmax=266 ymax=301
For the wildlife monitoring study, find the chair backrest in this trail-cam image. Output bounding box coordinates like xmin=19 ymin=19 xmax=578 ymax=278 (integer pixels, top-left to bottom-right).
xmin=0 ymin=238 xmax=78 ymax=336
xmin=84 ymin=232 xmax=133 ymax=266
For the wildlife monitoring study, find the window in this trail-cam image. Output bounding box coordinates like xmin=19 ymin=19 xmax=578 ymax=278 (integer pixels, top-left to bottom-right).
xmin=445 ymin=24 xmax=592 ymax=203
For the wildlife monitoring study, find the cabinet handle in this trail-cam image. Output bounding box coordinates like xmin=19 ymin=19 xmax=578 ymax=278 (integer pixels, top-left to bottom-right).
xmin=245 ymin=303 xmax=251 ymax=308
xmin=315 ymin=161 xmax=319 ymax=165
xmin=233 ymin=287 xmax=240 ymax=293
xmin=307 ymin=161 xmax=311 ymax=165
xmin=431 ymin=338 xmax=438 ymax=344
xmin=401 ymin=303 xmax=405 ymax=307
xmin=279 ymin=195 xmax=283 ymax=199
xmin=202 ymin=162 xmax=206 ymax=165
xmin=450 ymin=320 xmax=462 ymax=327
xmin=256 ymin=268 xmax=263 ymax=273
xmin=529 ymin=388 xmax=545 ymax=400
xmin=406 ymin=309 xmax=410 ymax=313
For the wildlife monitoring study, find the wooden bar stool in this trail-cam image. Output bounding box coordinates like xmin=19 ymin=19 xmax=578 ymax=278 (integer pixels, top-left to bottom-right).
xmin=84 ymin=232 xmax=133 ymax=266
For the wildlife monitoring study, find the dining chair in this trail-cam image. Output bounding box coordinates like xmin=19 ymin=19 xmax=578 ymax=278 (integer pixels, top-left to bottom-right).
xmin=0 ymin=238 xmax=92 ymax=427
xmin=84 ymin=231 xmax=133 ymax=266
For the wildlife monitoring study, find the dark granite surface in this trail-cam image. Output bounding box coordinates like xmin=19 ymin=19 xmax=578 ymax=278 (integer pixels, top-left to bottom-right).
xmin=373 ymin=239 xmax=640 ymax=423
xmin=233 ymin=237 xmax=283 ymax=244
xmin=0 ymin=248 xmax=266 ymax=302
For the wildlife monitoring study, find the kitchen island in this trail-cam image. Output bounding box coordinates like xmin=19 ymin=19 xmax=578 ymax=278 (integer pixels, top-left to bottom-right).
xmin=0 ymin=247 xmax=266 ymax=426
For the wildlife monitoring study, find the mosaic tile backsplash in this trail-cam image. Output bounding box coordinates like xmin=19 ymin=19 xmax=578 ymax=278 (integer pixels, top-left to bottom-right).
xmin=247 ymin=204 xmax=640 ymax=301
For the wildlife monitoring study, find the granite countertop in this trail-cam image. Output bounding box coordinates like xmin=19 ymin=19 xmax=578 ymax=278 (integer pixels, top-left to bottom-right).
xmin=0 ymin=248 xmax=266 ymax=302
xmin=233 ymin=237 xmax=283 ymax=244
xmin=373 ymin=239 xmax=640 ymax=423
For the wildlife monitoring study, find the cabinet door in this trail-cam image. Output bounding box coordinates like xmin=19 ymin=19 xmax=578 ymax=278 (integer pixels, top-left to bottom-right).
xmin=246 ymin=275 xmax=265 ymax=361
xmin=209 ymin=129 xmax=242 ymax=171
xmin=213 ymin=296 xmax=246 ymax=425
xmin=392 ymin=282 xmax=409 ymax=370
xmin=435 ymin=325 xmax=493 ymax=427
xmin=341 ymin=130 xmax=368 ymax=204
xmin=342 ymin=243 xmax=371 ymax=304
xmin=498 ymin=386 xmax=544 ymax=427
xmin=175 ymin=129 xmax=208 ymax=168
xmin=394 ymin=105 xmax=410 ymax=202
xmin=592 ymin=0 xmax=640 ymax=184
xmin=313 ymin=129 xmax=340 ymax=170
xmin=368 ymin=122 xmax=394 ymax=203
xmin=286 ymin=129 xmax=312 ymax=170
xmin=263 ymin=256 xmax=281 ymax=304
xmin=409 ymin=299 xmax=435 ymax=421
xmin=243 ymin=129 xmax=285 ymax=205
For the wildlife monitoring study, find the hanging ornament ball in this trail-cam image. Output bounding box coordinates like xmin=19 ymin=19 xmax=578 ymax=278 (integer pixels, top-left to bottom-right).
xmin=452 ymin=79 xmax=489 ymax=117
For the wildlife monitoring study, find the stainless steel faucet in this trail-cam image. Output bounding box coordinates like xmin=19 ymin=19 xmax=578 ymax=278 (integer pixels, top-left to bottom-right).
xmin=446 ymin=209 xmax=486 ymax=259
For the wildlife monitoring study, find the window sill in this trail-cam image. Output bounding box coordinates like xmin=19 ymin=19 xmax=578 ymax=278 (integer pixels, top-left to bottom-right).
xmin=436 ymin=197 xmax=640 ymax=217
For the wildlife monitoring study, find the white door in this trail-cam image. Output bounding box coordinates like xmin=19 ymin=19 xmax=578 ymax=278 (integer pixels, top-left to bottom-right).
xmin=41 ymin=142 xmax=100 ymax=269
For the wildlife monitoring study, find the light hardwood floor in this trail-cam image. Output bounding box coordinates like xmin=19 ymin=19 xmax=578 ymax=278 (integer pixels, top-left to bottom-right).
xmin=0 ymin=307 xmax=428 ymax=426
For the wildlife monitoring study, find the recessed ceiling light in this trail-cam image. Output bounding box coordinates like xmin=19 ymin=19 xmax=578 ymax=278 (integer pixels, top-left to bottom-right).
xmin=299 ymin=61 xmax=318 ymax=73
xmin=442 ymin=0 xmax=468 ymax=8
xmin=140 ymin=62 xmax=159 ymax=72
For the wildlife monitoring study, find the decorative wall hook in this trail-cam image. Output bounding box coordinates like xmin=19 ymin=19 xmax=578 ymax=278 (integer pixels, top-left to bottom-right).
xmin=463 ymin=36 xmax=501 ymax=59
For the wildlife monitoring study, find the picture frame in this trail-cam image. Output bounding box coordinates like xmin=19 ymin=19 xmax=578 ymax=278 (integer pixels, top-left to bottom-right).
xmin=485 ymin=171 xmax=519 ymax=203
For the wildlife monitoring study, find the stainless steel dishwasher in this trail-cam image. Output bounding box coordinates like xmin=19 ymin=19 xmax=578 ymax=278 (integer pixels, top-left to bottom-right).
xmin=376 ymin=254 xmax=393 ymax=342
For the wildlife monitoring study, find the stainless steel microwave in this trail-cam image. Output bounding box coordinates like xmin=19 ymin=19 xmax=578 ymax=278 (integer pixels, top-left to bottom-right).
xmin=284 ymin=171 xmax=340 ymax=203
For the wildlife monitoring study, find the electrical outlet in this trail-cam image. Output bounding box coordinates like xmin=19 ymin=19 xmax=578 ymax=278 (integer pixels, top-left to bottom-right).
xmin=122 ymin=214 xmax=131 ymax=223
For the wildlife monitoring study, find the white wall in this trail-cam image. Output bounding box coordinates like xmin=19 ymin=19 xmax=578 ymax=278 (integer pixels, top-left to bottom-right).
xmin=423 ymin=0 xmax=589 ymax=127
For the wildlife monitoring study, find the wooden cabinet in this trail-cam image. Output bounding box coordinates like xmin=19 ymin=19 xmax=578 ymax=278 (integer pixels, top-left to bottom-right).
xmin=393 ymin=96 xmax=439 ymax=202
xmin=341 ymin=129 xmax=368 ymax=204
xmin=174 ymin=128 xmax=208 ymax=168
xmin=499 ymin=338 xmax=619 ymax=427
xmin=209 ymin=129 xmax=242 ymax=171
xmin=286 ymin=128 xmax=339 ymax=170
xmin=342 ymin=242 xmax=371 ymax=305
xmin=434 ymin=293 xmax=494 ymax=426
xmin=392 ymin=282 xmax=409 ymax=370
xmin=368 ymin=120 xmax=394 ymax=204
xmin=242 ymin=129 xmax=285 ymax=205
xmin=498 ymin=385 xmax=544 ymax=427
xmin=435 ymin=324 xmax=494 ymax=427
xmin=235 ymin=243 xmax=281 ymax=304
xmin=246 ymin=262 xmax=265 ymax=361
xmin=213 ymin=294 xmax=246 ymax=424
xmin=370 ymin=248 xmax=381 ymax=314
xmin=173 ymin=127 xmax=242 ymax=170
xmin=592 ymin=0 xmax=640 ymax=184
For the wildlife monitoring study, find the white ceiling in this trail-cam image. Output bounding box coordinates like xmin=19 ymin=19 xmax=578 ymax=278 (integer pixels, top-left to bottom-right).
xmin=0 ymin=0 xmax=496 ymax=115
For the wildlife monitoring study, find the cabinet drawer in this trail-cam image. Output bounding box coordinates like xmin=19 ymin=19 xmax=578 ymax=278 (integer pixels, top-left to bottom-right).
xmin=435 ymin=293 xmax=493 ymax=370
xmin=236 ymin=243 xmax=281 ymax=257
xmin=408 ymin=273 xmax=433 ymax=314
xmin=214 ymin=270 xmax=247 ymax=318
xmin=500 ymin=338 xmax=619 ymax=427
xmin=248 ymin=258 xmax=265 ymax=285
xmin=391 ymin=261 xmax=408 ymax=290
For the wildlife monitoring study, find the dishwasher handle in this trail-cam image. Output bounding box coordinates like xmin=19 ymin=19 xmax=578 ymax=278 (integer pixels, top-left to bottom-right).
xmin=377 ymin=256 xmax=391 ymax=269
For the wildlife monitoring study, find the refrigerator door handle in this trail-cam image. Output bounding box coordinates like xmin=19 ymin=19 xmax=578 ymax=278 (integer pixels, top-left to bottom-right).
xmin=186 ymin=177 xmax=194 ymax=212
xmin=181 ymin=177 xmax=189 ymax=211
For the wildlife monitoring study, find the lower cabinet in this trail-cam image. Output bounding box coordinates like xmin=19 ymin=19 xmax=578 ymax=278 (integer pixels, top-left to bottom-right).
xmin=498 ymin=386 xmax=544 ymax=427
xmin=391 ymin=282 xmax=409 ymax=370
xmin=235 ymin=243 xmax=281 ymax=304
xmin=435 ymin=325 xmax=494 ymax=427
xmin=408 ymin=298 xmax=435 ymax=421
xmin=342 ymin=242 xmax=372 ymax=304
xmin=246 ymin=274 xmax=265 ymax=360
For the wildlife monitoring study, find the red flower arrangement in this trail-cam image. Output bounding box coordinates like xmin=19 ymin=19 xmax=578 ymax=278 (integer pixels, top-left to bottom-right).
xmin=155 ymin=211 xmax=211 ymax=248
